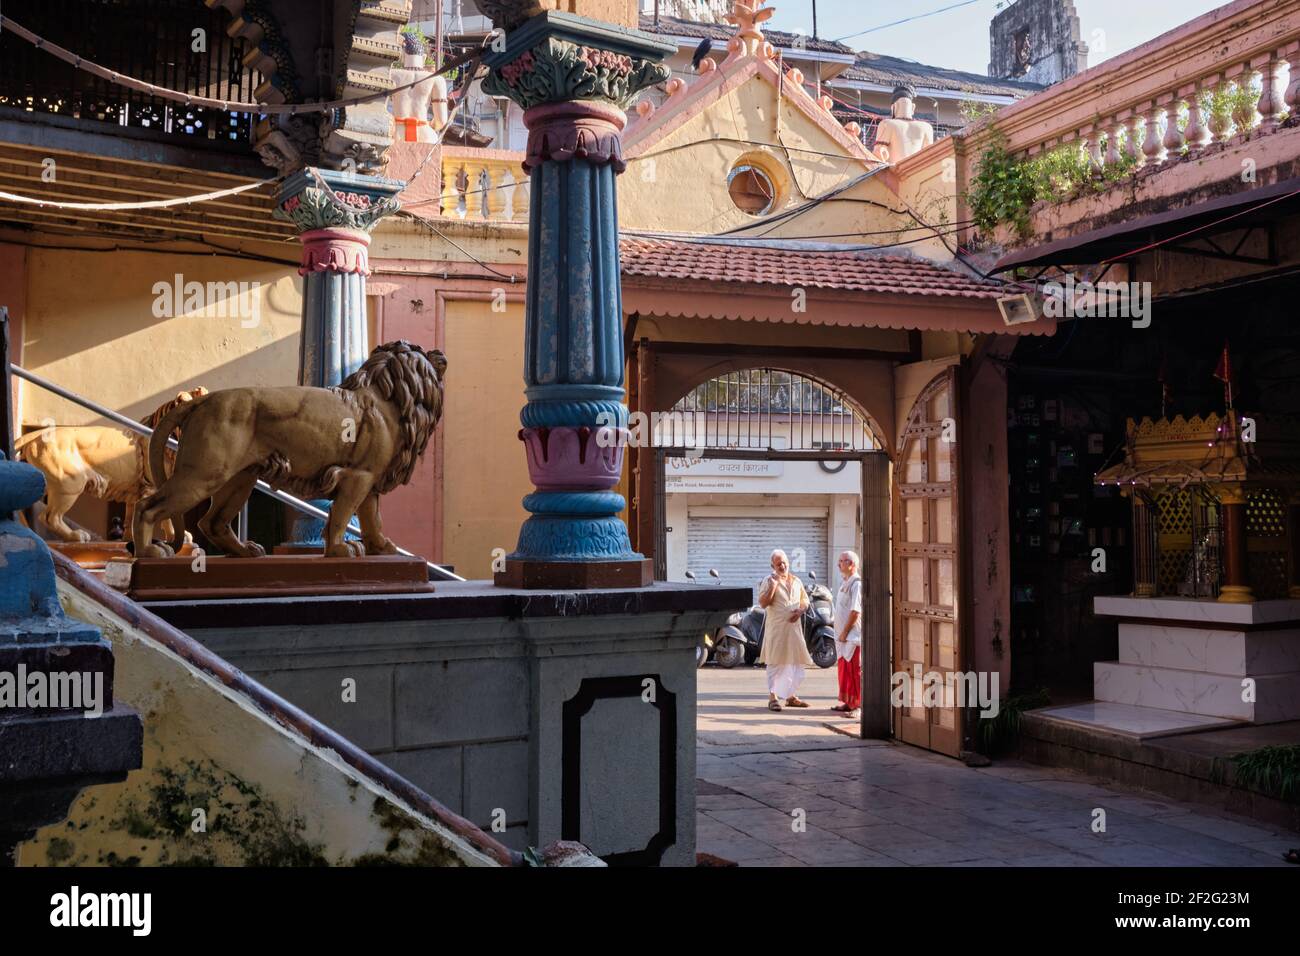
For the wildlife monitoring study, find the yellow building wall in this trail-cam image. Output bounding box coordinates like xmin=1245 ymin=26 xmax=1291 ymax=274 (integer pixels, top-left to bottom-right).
xmin=619 ymin=77 xmax=924 ymax=244
xmin=20 ymin=247 xmax=301 ymax=427
xmin=890 ymin=140 xmax=966 ymax=263
xmin=440 ymin=298 xmax=531 ymax=578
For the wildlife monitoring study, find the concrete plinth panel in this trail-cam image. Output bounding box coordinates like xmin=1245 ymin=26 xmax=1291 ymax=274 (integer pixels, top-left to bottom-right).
xmin=149 ymin=581 xmax=745 ymax=866
xmin=527 ymin=621 xmax=698 ymax=867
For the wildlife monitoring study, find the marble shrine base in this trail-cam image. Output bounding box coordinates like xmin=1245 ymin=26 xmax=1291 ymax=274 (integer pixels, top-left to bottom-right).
xmin=1092 ymin=596 xmax=1300 ymax=724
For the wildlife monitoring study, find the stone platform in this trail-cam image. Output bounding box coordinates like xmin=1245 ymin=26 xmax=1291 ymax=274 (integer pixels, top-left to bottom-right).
xmin=141 ymin=579 xmax=749 ymax=866
xmin=1019 ymin=710 xmax=1300 ymax=832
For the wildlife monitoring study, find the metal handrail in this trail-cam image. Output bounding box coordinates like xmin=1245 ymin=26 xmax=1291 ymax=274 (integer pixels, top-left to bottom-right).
xmin=10 ymin=363 xmax=465 ymax=582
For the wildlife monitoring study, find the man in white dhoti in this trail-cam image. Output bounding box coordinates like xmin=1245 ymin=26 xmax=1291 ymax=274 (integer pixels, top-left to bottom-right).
xmin=757 ymin=549 xmax=813 ymax=711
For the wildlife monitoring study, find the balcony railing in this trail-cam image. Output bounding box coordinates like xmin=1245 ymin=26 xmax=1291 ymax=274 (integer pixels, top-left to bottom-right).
xmin=0 ymin=0 xmax=262 ymax=150
xmin=438 ymin=145 xmax=528 ymax=222
xmin=960 ymin=0 xmax=1300 ymax=193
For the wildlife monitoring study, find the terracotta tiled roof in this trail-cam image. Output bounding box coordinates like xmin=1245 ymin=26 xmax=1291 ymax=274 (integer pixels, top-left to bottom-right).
xmin=619 ymin=237 xmax=1006 ymax=300
xmin=638 ymin=13 xmax=854 ymax=56
xmin=842 ymin=51 xmax=1043 ymax=99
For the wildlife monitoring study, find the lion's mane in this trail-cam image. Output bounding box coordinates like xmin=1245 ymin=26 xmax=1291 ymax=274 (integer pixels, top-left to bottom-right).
xmin=335 ymin=340 xmax=447 ymax=494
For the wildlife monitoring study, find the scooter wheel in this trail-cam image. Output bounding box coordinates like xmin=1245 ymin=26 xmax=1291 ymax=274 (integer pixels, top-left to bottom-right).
xmin=811 ymin=637 xmax=837 ymax=669
xmin=715 ymin=638 xmax=746 ymax=669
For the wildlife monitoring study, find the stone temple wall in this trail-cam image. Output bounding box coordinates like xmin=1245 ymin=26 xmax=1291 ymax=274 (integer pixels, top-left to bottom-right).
xmin=647 ymin=0 xmax=732 ymax=24
xmin=988 ymin=0 xmax=1088 ymax=87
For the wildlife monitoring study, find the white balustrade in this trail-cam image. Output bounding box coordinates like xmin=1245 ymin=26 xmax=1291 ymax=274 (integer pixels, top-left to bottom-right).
xmin=437 ymin=149 xmax=529 ymax=223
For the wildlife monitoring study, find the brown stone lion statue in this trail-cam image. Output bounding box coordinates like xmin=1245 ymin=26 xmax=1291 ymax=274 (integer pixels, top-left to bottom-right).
xmin=16 ymin=388 xmax=208 ymax=543
xmin=132 ymin=341 xmax=447 ymax=560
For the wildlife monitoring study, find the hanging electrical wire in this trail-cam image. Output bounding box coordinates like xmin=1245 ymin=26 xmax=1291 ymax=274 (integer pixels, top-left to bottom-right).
xmin=0 ymin=177 xmax=277 ymax=211
xmin=833 ymin=0 xmax=986 ymax=44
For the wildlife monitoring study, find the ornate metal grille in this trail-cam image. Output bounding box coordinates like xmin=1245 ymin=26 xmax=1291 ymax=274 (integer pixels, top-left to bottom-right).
xmin=0 ymin=0 xmax=261 ymax=149
xmin=1247 ymin=488 xmax=1289 ymax=600
xmin=660 ymin=368 xmax=877 ymax=451
xmin=1145 ymin=487 xmax=1221 ymax=599
xmin=1135 ymin=485 xmax=1296 ymax=599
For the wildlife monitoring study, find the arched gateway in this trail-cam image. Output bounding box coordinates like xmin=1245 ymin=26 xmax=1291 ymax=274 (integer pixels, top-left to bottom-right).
xmin=640 ymin=363 xmax=969 ymax=756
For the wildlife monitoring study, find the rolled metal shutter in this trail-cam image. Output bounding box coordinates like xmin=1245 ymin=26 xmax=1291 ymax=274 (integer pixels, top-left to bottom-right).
xmin=686 ymin=514 xmax=829 ymax=603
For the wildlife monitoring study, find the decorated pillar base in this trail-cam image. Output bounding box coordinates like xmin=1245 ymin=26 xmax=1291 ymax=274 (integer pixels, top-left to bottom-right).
xmin=1218 ymin=584 xmax=1256 ymax=604
xmin=495 ymin=556 xmax=652 ymax=589
xmin=482 ymin=12 xmax=672 ymax=589
xmin=493 ymin=422 xmax=651 ymax=589
xmin=0 ymin=457 xmax=142 ymax=862
xmin=274 ymin=169 xmax=402 ymax=552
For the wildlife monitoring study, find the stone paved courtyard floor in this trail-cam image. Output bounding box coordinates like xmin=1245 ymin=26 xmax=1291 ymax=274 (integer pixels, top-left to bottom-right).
xmin=696 ymin=665 xmax=1297 ymax=867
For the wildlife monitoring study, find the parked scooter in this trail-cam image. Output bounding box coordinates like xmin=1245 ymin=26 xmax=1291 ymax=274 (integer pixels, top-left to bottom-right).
xmin=803 ymin=570 xmax=839 ymax=669
xmin=710 ymin=570 xmax=837 ymax=669
xmin=686 ymin=569 xmax=724 ymax=668
xmin=713 ymin=603 xmax=760 ymax=669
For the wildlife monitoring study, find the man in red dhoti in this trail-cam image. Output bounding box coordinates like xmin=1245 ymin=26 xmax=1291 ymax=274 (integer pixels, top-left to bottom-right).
xmin=832 ymin=550 xmax=862 ymax=716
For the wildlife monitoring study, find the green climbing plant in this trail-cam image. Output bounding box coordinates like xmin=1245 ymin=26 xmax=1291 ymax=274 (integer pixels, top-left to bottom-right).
xmin=965 ymin=126 xmax=1141 ymax=238
xmin=964 ymin=130 xmax=1037 ymax=239
xmin=958 ymin=97 xmax=1001 ymax=126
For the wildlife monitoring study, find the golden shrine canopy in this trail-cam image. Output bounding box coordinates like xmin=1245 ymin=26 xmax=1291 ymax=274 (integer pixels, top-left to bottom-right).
xmin=1094 ymin=415 xmax=1300 ymax=490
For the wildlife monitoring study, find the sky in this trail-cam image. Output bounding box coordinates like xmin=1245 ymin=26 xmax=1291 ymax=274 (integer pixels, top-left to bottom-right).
xmin=761 ymin=0 xmax=1230 ymax=76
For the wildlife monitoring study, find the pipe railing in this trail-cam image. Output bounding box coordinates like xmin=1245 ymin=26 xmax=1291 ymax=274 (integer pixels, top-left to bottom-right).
xmin=10 ymin=363 xmax=465 ymax=582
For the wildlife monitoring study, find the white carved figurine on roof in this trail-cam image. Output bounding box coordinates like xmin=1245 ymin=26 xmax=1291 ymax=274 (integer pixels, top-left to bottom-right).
xmin=872 ymin=83 xmax=934 ymax=162
xmin=390 ymin=31 xmax=449 ymax=144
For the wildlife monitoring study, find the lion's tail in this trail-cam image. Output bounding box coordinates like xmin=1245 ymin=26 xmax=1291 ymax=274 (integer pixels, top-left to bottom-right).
xmin=147 ymin=399 xmax=200 ymax=487
xmin=13 ymin=429 xmax=43 ymax=459
xmin=147 ymin=399 xmax=203 ymax=555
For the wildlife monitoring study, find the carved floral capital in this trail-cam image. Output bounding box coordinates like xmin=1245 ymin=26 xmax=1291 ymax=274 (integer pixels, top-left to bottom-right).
xmin=274 ymin=185 xmax=401 ymax=234
xmin=482 ymin=36 xmax=670 ymax=111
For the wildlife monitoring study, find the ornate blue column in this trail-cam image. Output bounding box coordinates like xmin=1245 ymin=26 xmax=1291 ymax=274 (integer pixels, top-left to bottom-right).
xmin=483 ymin=13 xmax=672 ymax=589
xmin=273 ymin=170 xmax=403 ymax=549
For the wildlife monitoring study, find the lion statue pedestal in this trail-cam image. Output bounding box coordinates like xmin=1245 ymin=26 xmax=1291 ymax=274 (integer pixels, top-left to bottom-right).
xmin=110 ymin=341 xmax=447 ymax=600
